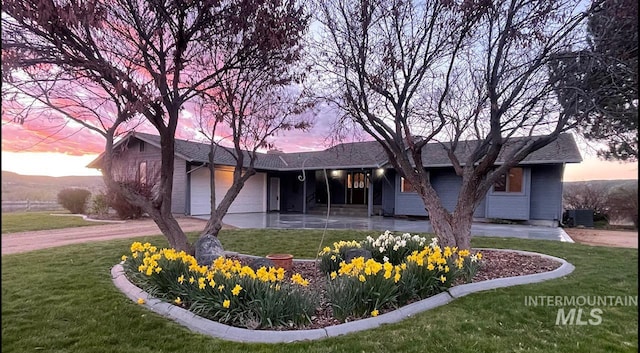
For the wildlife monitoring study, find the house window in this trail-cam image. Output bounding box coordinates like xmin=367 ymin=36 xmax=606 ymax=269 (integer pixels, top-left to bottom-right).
xmin=493 ymin=167 xmax=523 ymax=193
xmin=401 ymin=177 xmax=414 ymax=193
xmin=139 ymin=161 xmax=147 ymax=185
xmin=139 ymin=142 xmax=145 ymax=152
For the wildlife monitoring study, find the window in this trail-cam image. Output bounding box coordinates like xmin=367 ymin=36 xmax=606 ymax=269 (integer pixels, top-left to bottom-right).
xmin=139 ymin=161 xmax=147 ymax=185
xmin=401 ymin=177 xmax=414 ymax=193
xmin=139 ymin=142 xmax=145 ymax=152
xmin=493 ymin=167 xmax=523 ymax=193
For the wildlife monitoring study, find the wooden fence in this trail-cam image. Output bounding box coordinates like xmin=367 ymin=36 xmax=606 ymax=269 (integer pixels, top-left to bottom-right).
xmin=1 ymin=200 xmax=64 ymax=212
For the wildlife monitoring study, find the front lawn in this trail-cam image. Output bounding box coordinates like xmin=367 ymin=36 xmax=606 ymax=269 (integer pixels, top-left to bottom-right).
xmin=1 ymin=229 xmax=637 ymax=353
xmin=1 ymin=212 xmax=109 ymax=234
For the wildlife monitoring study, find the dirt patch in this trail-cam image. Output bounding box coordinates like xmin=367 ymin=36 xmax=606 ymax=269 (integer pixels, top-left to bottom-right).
xmin=564 ymin=228 xmax=638 ymax=248
xmin=1 ymin=216 xmax=224 ymax=255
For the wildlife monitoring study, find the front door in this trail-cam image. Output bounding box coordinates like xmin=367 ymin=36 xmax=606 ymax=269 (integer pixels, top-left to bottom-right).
xmin=347 ymin=172 xmax=367 ymax=204
xmin=269 ymin=177 xmax=280 ymax=211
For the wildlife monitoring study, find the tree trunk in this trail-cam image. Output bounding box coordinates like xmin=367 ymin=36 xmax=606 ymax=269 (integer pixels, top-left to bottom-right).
xmin=102 ymin=129 xmax=193 ymax=253
xmin=154 ymin=130 xmax=192 ymax=252
xmin=200 ymin=167 xmax=256 ymax=238
xmin=426 ymin=205 xmax=473 ymax=250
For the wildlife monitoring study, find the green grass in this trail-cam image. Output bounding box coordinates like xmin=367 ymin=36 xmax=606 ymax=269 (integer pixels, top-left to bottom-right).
xmin=2 ymin=229 xmax=637 ymax=353
xmin=1 ymin=212 xmax=110 ymax=234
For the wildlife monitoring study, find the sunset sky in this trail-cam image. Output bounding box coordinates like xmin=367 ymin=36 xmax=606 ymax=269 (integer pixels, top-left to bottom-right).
xmin=1 ymin=116 xmax=637 ymax=181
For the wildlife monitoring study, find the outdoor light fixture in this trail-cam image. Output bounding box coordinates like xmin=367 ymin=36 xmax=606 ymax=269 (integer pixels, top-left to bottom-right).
xmin=376 ymin=168 xmax=385 ymax=176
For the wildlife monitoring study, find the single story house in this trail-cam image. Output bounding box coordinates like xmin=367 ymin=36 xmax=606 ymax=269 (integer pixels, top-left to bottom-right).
xmin=88 ymin=132 xmax=582 ymax=227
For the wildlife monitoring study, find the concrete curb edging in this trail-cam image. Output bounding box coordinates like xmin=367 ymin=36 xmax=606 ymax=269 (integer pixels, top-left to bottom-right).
xmin=50 ymin=213 xmax=127 ymax=224
xmin=111 ymin=248 xmax=574 ymax=343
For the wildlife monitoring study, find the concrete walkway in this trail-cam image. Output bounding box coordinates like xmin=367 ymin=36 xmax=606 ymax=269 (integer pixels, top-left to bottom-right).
xmin=213 ymin=213 xmax=574 ymax=242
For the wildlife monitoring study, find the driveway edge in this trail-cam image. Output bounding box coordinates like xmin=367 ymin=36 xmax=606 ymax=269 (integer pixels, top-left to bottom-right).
xmin=111 ymin=248 xmax=574 ymax=343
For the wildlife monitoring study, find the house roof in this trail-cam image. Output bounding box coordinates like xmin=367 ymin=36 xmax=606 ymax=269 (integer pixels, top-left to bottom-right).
xmin=87 ymin=131 xmax=582 ymax=170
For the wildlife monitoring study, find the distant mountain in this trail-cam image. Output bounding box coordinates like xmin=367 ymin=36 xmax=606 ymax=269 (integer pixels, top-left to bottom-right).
xmin=1 ymin=171 xmax=106 ymax=201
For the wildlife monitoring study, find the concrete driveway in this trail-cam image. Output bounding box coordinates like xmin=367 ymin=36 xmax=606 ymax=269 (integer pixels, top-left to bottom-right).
xmin=213 ymin=213 xmax=573 ymax=242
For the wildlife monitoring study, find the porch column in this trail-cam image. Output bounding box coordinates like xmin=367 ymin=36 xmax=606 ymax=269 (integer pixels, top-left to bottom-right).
xmin=367 ymin=170 xmax=374 ymax=217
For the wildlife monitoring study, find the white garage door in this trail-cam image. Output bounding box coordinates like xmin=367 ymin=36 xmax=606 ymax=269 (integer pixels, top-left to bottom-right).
xmin=190 ymin=168 xmax=266 ymax=215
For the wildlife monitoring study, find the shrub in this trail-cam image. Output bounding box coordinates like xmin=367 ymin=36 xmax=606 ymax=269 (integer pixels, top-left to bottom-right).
xmin=91 ymin=192 xmax=110 ymax=216
xmin=122 ymin=242 xmax=316 ymax=329
xmin=57 ymin=188 xmax=91 ymax=214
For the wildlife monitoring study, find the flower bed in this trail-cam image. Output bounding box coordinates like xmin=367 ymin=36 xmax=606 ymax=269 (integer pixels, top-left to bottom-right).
xmin=120 ymin=231 xmax=560 ymax=330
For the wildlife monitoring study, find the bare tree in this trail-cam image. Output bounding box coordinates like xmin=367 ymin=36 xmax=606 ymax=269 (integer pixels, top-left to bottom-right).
xmin=195 ymin=21 xmax=314 ymax=239
xmin=606 ymin=185 xmax=638 ymax=228
xmin=549 ymin=0 xmax=638 ymax=162
xmin=563 ymin=183 xmax=611 ymax=220
xmin=313 ymin=0 xmax=597 ymax=249
xmin=2 ymin=0 xmax=308 ymax=252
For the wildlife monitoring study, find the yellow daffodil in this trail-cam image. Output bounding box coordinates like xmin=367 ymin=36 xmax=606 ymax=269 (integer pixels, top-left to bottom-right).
xmin=291 ymin=273 xmax=310 ymax=287
xmin=137 ymin=298 xmax=145 ymax=305
xmin=231 ymin=284 xmax=243 ymax=296
xmin=371 ymin=309 xmax=379 ymax=317
xmin=222 ymin=300 xmax=230 ymax=308
xmin=174 ymin=297 xmax=182 ymax=305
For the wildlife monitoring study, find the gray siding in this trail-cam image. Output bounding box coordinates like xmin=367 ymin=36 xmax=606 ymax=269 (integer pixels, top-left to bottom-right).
xmin=110 ymin=139 xmax=188 ymax=215
xmin=393 ymin=169 xmax=470 ymax=217
xmin=474 ymin=195 xmax=486 ymax=218
xmin=485 ymin=168 xmax=531 ymax=220
xmin=172 ymin=158 xmax=187 ymax=214
xmin=529 ymin=164 xmax=564 ymax=221
xmin=394 ymin=173 xmax=428 ymax=216
xmin=380 ymin=169 xmax=396 ymax=216
xmin=431 ymin=169 xmax=462 ymax=212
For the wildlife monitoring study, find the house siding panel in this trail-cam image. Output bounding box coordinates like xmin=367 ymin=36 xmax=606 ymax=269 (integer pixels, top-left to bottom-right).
xmin=529 ymin=164 xmax=564 ymax=221
xmin=485 ymin=168 xmax=531 ymax=220
xmin=394 ymin=173 xmax=428 ymax=216
xmin=474 ymin=196 xmax=486 ymax=218
xmin=110 ymin=140 xmax=188 ymax=214
xmin=431 ymin=169 xmax=462 ymax=212
xmin=381 ymin=170 xmax=396 ymax=216
xmin=172 ymin=158 xmax=187 ymax=214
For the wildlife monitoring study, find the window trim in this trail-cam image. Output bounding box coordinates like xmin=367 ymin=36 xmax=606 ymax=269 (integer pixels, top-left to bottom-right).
xmin=400 ymin=177 xmax=414 ymax=193
xmin=491 ymin=167 xmax=525 ymax=194
xmin=400 ymin=172 xmax=430 ymax=193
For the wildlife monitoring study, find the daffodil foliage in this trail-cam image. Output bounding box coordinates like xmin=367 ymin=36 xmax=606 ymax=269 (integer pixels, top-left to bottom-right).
xmin=122 ymin=242 xmax=315 ymax=329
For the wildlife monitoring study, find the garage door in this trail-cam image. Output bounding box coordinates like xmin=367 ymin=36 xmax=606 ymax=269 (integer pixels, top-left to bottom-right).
xmin=190 ymin=168 xmax=266 ymax=215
